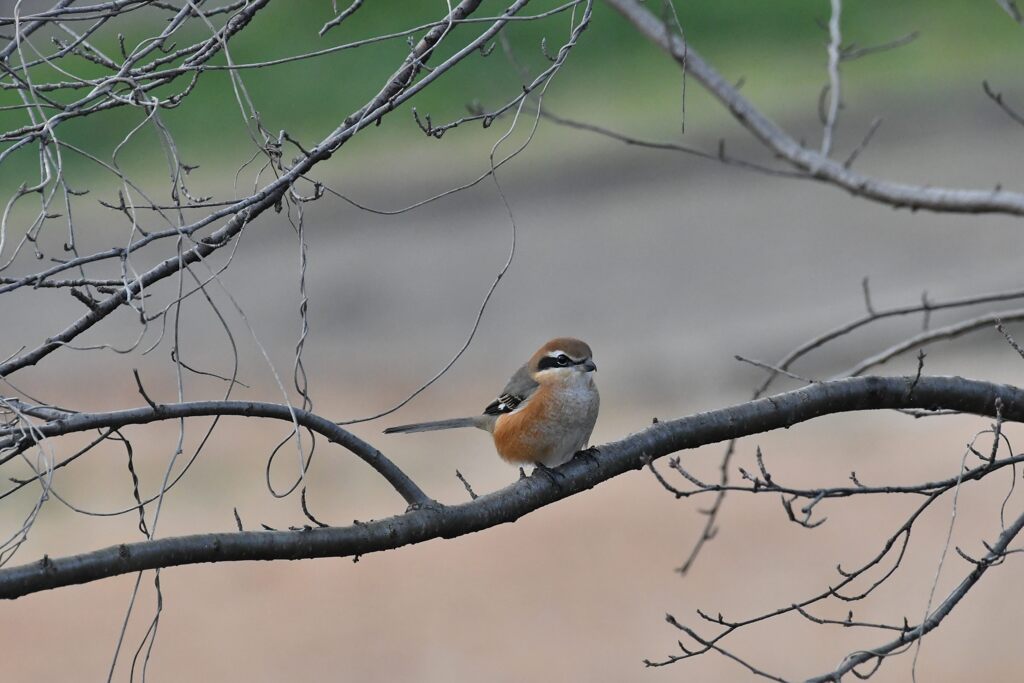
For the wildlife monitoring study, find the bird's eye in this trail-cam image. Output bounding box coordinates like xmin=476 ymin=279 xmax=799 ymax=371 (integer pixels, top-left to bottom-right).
xmin=557 ymin=354 xmax=571 ymax=366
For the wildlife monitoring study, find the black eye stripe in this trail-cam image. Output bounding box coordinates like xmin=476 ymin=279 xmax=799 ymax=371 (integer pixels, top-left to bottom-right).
xmin=537 ymin=354 xmax=581 ymax=370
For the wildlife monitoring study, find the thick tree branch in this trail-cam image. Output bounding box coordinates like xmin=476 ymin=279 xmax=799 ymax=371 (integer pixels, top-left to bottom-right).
xmin=604 ymin=0 xmax=1024 ymax=215
xmin=0 ymin=375 xmax=1020 ymax=600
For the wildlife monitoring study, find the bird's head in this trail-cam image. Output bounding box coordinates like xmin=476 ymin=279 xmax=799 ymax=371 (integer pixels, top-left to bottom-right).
xmin=528 ymin=337 xmax=597 ymax=380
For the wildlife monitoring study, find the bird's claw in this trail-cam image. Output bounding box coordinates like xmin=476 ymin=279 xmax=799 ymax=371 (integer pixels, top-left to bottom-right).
xmin=572 ymin=446 xmax=600 ymax=468
xmin=532 ymin=462 xmax=565 ymax=490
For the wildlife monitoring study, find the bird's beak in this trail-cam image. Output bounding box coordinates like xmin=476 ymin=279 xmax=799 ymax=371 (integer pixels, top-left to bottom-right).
xmin=581 ymin=359 xmax=597 ymax=373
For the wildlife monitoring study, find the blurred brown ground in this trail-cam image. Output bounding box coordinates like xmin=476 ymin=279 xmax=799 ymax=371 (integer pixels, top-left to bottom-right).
xmin=4 ymin=90 xmax=1024 ymax=681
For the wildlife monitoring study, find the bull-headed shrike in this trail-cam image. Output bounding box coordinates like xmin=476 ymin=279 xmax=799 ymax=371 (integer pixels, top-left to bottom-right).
xmin=385 ymin=337 xmax=599 ymax=468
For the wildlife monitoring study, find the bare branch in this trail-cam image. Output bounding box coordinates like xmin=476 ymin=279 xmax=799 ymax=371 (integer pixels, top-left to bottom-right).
xmin=0 ymin=399 xmax=431 ymax=508
xmin=319 ymin=0 xmax=364 ymax=37
xmin=754 ymin=285 xmax=1024 ymax=397
xmin=997 ymin=0 xmax=1024 ymax=25
xmin=604 ymin=0 xmax=1024 ymax=215
xmin=838 ymin=309 xmax=1024 ymax=377
xmin=840 ymin=31 xmax=919 ymax=61
xmin=820 ymin=0 xmax=843 ymax=157
xmin=808 ymin=506 xmax=1024 ymax=682
xmin=983 ymin=80 xmax=1024 ymax=128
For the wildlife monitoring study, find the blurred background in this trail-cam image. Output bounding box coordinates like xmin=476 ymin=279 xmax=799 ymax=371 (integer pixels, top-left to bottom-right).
xmin=3 ymin=1 xmax=1024 ymax=680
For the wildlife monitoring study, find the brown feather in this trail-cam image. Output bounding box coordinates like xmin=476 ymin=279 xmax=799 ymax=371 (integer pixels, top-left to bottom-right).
xmin=492 ymin=386 xmax=555 ymax=464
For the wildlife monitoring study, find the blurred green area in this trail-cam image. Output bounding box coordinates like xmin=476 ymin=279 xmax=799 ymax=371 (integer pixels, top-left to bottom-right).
xmin=1 ymin=0 xmax=1021 ymax=178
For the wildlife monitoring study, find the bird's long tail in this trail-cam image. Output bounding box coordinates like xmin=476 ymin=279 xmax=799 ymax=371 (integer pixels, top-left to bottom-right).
xmin=383 ymin=416 xmax=481 ymax=434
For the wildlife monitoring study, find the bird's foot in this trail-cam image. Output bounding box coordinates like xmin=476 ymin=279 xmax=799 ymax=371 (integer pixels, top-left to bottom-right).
xmin=572 ymin=446 xmax=601 ymax=468
xmin=532 ymin=462 xmax=565 ymax=490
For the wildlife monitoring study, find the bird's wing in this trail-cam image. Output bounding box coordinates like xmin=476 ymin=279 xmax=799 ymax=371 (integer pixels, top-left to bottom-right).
xmin=482 ymin=363 xmax=538 ymax=416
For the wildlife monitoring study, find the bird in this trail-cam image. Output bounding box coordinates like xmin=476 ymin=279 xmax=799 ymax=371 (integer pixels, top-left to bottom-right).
xmin=384 ymin=337 xmax=599 ymax=468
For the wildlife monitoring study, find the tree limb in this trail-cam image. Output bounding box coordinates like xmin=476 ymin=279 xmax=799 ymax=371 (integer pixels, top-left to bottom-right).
xmin=604 ymin=0 xmax=1024 ymax=216
xmin=0 ymin=374 xmax=1020 ymax=600
xmin=0 ymin=399 xmax=431 ymax=508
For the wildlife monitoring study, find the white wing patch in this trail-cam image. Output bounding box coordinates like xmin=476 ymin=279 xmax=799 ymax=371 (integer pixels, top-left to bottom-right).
xmin=484 ymin=392 xmax=524 ymax=416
